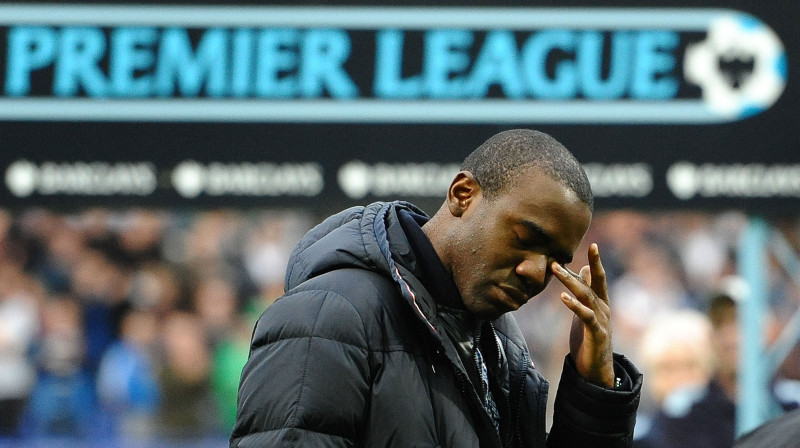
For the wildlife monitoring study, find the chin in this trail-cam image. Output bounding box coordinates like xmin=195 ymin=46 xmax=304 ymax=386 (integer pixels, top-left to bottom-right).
xmin=464 ymin=288 xmax=513 ymax=320
xmin=472 ymin=305 xmax=510 ymax=321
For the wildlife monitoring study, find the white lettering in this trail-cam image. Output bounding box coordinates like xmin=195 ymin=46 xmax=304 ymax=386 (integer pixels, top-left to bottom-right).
xmin=173 ymin=161 xmax=323 ymax=197
xmin=667 ymin=162 xmax=800 ymax=199
xmin=7 ymin=160 xmax=157 ymax=196
xmin=583 ymin=163 xmax=653 ymax=197
xmin=338 ymin=160 xmax=460 ymax=199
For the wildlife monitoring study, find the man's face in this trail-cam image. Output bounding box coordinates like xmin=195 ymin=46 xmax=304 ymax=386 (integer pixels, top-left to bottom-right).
xmin=445 ymin=167 xmax=592 ymax=320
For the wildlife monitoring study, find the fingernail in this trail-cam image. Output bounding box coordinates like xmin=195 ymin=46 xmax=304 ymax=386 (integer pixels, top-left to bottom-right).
xmin=553 ymin=263 xmax=567 ymax=274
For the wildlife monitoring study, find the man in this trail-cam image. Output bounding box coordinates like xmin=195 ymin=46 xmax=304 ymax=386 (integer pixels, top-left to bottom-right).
xmin=733 ymin=408 xmax=800 ymax=448
xmin=231 ymin=129 xmax=642 ymax=447
xmin=634 ymin=309 xmax=734 ymax=448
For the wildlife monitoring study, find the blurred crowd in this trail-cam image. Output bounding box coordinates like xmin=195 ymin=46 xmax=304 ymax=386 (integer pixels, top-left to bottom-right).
xmin=0 ymin=207 xmax=314 ymax=445
xmin=0 ymin=206 xmax=799 ymax=447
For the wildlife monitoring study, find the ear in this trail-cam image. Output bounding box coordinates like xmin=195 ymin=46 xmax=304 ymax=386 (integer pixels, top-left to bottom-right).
xmin=446 ymin=171 xmax=481 ymax=217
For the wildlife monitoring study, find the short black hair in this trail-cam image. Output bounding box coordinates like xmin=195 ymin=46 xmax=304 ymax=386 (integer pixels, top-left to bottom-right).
xmin=460 ymin=129 xmax=594 ymax=210
xmin=707 ymin=293 xmax=737 ymax=329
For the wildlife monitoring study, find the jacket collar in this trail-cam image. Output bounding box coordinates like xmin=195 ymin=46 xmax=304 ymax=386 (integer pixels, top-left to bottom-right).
xmin=396 ymin=209 xmax=465 ymax=310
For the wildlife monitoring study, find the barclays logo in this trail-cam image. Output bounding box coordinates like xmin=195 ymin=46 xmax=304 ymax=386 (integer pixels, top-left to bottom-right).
xmin=0 ymin=5 xmax=787 ymax=123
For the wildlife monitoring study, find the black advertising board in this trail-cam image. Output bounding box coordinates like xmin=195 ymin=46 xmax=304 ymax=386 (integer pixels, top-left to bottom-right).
xmin=0 ymin=0 xmax=796 ymax=214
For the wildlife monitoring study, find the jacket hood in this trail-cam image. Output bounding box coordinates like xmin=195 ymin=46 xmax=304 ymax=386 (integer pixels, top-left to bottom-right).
xmin=284 ymin=201 xmax=438 ymax=336
xmin=285 ymin=201 xmax=429 ymax=291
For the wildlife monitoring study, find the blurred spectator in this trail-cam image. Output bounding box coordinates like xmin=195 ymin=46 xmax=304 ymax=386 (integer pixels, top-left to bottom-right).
xmin=21 ymin=296 xmax=101 ymax=438
xmin=185 ymin=211 xmax=244 ymax=270
xmin=707 ymin=291 xmax=800 ymax=412
xmin=243 ymin=214 xmax=292 ymax=297
xmin=127 ymin=261 xmax=186 ymax=314
xmin=241 ymin=211 xmax=313 ymax=318
xmin=34 ymin=217 xmax=87 ymax=294
xmin=676 ymin=213 xmax=733 ymax=301
xmin=115 ymin=209 xmax=167 ymax=269
xmin=157 ymin=311 xmax=221 ymax=438
xmin=0 ymin=209 xmax=30 ymax=269
xmin=211 ymin=316 xmax=252 ymax=432
xmin=0 ymin=264 xmax=41 ymax=436
xmin=96 ymin=307 xmax=160 ymax=439
xmin=611 ymin=241 xmax=691 ymax=358
xmin=706 ymin=290 xmax=796 ymax=408
xmin=635 ymin=309 xmax=735 ymax=448
xmin=707 ymin=293 xmax=740 ymax=404
xmin=192 ymin=266 xmax=240 ymax=344
xmin=71 ymin=249 xmax=129 ymax=374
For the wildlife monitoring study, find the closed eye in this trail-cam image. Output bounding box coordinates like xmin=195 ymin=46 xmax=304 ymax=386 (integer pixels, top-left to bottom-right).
xmin=516 ymin=220 xmax=573 ymax=266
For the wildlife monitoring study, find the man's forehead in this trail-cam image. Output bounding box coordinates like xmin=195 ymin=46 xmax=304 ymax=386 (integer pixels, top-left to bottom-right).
xmin=503 ymin=167 xmax=580 ymax=207
xmin=502 ymin=180 xmax=591 ymax=250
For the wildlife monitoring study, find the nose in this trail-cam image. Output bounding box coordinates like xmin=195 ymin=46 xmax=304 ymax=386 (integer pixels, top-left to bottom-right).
xmin=515 ymin=253 xmax=550 ymax=293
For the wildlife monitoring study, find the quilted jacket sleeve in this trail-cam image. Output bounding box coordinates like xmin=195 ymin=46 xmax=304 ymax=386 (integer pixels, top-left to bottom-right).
xmin=230 ymin=287 xmax=370 ymax=447
xmin=547 ymin=353 xmax=643 ymax=448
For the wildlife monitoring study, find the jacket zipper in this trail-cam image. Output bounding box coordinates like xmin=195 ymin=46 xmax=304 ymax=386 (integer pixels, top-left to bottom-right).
xmin=511 ymin=351 xmax=532 ymax=448
xmin=438 ymin=342 xmax=504 ymax=448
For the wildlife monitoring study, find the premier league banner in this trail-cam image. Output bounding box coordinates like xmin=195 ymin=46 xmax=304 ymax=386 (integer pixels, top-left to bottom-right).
xmin=0 ymin=1 xmax=796 ymax=212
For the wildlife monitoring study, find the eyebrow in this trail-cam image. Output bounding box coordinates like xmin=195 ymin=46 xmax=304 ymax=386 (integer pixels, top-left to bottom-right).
xmin=519 ymin=219 xmax=574 ymax=264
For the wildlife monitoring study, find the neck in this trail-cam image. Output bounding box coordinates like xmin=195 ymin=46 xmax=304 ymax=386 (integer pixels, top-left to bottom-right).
xmin=420 ymin=204 xmax=452 ymax=275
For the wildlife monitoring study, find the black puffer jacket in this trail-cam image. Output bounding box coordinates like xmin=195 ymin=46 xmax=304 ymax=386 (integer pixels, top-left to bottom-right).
xmin=231 ymin=202 xmax=641 ymax=447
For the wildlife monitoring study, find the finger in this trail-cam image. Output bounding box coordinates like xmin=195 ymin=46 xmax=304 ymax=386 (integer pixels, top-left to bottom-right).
xmin=588 ymin=243 xmax=609 ymax=303
xmin=560 ymin=291 xmax=597 ymax=326
xmin=552 ymin=262 xmax=594 ymax=307
xmin=579 ymin=265 xmax=591 ymax=286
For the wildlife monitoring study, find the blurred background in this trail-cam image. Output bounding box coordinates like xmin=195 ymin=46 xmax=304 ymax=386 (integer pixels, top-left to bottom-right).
xmin=0 ymin=0 xmax=797 ymax=447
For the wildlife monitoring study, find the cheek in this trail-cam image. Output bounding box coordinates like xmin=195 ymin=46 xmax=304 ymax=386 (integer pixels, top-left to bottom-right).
xmin=451 ymin=260 xmax=494 ymax=306
xmin=448 ymin=224 xmax=511 ymax=296
xmin=452 ymin=260 xmax=487 ymax=291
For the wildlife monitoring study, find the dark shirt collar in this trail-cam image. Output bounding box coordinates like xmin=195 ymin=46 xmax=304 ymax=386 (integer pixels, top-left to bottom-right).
xmin=397 ymin=209 xmax=465 ymax=310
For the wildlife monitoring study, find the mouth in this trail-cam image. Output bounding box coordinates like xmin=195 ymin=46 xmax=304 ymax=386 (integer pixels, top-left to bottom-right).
xmin=498 ymin=285 xmax=529 ymax=308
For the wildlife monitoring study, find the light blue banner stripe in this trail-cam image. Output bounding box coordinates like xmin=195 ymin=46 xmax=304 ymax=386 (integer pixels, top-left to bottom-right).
xmin=0 ymin=99 xmax=722 ymax=124
xmin=0 ymin=5 xmax=740 ymax=30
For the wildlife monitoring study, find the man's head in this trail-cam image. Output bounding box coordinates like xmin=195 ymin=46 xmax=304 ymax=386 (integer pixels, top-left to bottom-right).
xmin=424 ymin=129 xmax=593 ymax=320
xmin=460 ymin=129 xmax=594 ymax=210
xmin=639 ymin=310 xmax=715 ymax=404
